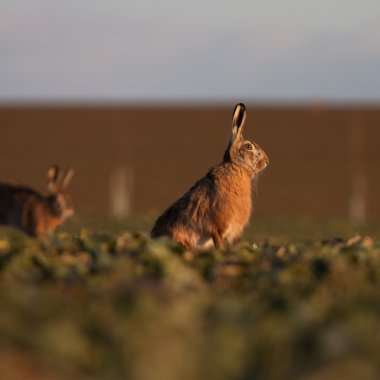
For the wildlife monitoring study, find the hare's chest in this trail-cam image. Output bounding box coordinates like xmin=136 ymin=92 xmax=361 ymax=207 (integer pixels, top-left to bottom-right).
xmin=231 ymin=190 xmax=252 ymax=222
xmin=224 ymin=196 xmax=252 ymax=240
xmin=223 ymin=214 xmax=249 ymax=242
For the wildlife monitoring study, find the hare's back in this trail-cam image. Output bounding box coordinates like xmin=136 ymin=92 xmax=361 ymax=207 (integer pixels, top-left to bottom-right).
xmin=151 ymin=175 xmax=214 ymax=237
xmin=0 ymin=184 xmax=42 ymax=217
xmin=151 ymin=190 xmax=195 ymax=237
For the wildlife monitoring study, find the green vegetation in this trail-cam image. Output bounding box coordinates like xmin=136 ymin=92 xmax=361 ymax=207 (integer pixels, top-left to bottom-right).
xmin=0 ymin=217 xmax=380 ymax=380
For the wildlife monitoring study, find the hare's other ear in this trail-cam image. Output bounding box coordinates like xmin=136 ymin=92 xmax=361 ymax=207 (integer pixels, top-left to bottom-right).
xmin=60 ymin=167 xmax=74 ymax=190
xmin=47 ymin=165 xmax=60 ymax=193
xmin=231 ymin=103 xmax=246 ymax=140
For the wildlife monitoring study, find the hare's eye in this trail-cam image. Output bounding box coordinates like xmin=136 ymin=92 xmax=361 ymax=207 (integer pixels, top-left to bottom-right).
xmin=244 ymin=143 xmax=253 ymax=150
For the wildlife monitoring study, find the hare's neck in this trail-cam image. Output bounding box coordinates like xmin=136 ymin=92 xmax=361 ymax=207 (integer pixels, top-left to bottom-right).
xmin=45 ymin=195 xmax=62 ymax=217
xmin=213 ymin=162 xmax=252 ymax=193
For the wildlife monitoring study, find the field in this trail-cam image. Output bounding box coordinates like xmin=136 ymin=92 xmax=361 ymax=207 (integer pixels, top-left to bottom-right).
xmin=1 ymin=105 xmax=380 ymax=218
xmin=0 ymin=217 xmax=380 ymax=380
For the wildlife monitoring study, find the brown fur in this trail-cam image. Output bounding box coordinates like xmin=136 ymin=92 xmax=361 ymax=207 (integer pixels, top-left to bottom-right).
xmin=151 ymin=103 xmax=269 ymax=249
xmin=0 ymin=166 xmax=74 ymax=237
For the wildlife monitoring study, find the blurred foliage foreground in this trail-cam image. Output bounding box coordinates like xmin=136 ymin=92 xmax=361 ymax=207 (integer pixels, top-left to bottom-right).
xmin=0 ymin=220 xmax=380 ymax=380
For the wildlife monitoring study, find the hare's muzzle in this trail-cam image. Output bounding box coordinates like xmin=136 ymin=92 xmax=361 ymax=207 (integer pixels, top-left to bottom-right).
xmin=258 ymin=151 xmax=269 ymax=170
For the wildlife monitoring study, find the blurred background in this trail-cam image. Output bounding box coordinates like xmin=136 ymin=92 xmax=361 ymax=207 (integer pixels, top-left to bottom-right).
xmin=1 ymin=0 xmax=380 ymax=222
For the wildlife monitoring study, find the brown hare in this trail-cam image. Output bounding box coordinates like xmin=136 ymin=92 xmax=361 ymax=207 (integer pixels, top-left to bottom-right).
xmin=0 ymin=165 xmax=74 ymax=237
xmin=151 ymin=103 xmax=269 ymax=249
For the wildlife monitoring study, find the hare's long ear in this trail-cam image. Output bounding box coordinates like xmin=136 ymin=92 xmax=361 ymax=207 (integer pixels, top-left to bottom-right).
xmin=224 ymin=103 xmax=247 ymax=161
xmin=60 ymin=168 xmax=74 ymax=190
xmin=231 ymin=103 xmax=246 ymax=140
xmin=47 ymin=165 xmax=60 ymax=193
xmin=227 ymin=103 xmax=247 ymax=149
xmin=226 ymin=103 xmax=246 ymax=147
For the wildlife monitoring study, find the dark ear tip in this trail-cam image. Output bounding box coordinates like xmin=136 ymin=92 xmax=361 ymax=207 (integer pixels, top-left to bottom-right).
xmin=232 ymin=103 xmax=247 ymax=128
xmin=233 ymin=103 xmax=246 ymax=117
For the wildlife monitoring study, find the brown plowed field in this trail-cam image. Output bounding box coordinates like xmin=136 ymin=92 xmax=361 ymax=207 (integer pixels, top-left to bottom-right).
xmin=0 ymin=105 xmax=379 ymax=218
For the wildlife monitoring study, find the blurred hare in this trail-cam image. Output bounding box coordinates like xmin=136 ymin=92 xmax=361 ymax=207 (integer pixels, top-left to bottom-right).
xmin=0 ymin=166 xmax=74 ymax=237
xmin=151 ymin=103 xmax=269 ymax=249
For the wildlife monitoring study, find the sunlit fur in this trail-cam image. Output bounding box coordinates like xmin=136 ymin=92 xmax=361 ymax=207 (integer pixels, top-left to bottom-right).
xmin=0 ymin=166 xmax=74 ymax=237
xmin=151 ymin=103 xmax=269 ymax=249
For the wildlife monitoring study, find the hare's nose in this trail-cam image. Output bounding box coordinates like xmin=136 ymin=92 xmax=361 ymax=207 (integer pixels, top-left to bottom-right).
xmin=259 ymin=150 xmax=268 ymax=161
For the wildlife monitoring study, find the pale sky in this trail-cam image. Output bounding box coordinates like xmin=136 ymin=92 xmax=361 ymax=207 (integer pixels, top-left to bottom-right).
xmin=1 ymin=0 xmax=380 ymax=103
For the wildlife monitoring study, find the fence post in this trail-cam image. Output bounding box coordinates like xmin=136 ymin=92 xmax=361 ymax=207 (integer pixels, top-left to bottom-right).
xmin=109 ymin=166 xmax=134 ymax=218
xmin=348 ymin=113 xmax=367 ymax=223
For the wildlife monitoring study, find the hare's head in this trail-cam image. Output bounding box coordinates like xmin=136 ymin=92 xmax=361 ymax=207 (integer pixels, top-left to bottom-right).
xmin=223 ymin=103 xmax=269 ymax=175
xmin=46 ymin=165 xmax=75 ymax=220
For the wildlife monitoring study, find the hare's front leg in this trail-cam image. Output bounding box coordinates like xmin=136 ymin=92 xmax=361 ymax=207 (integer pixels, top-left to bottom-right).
xmin=211 ymin=230 xmax=223 ymax=249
